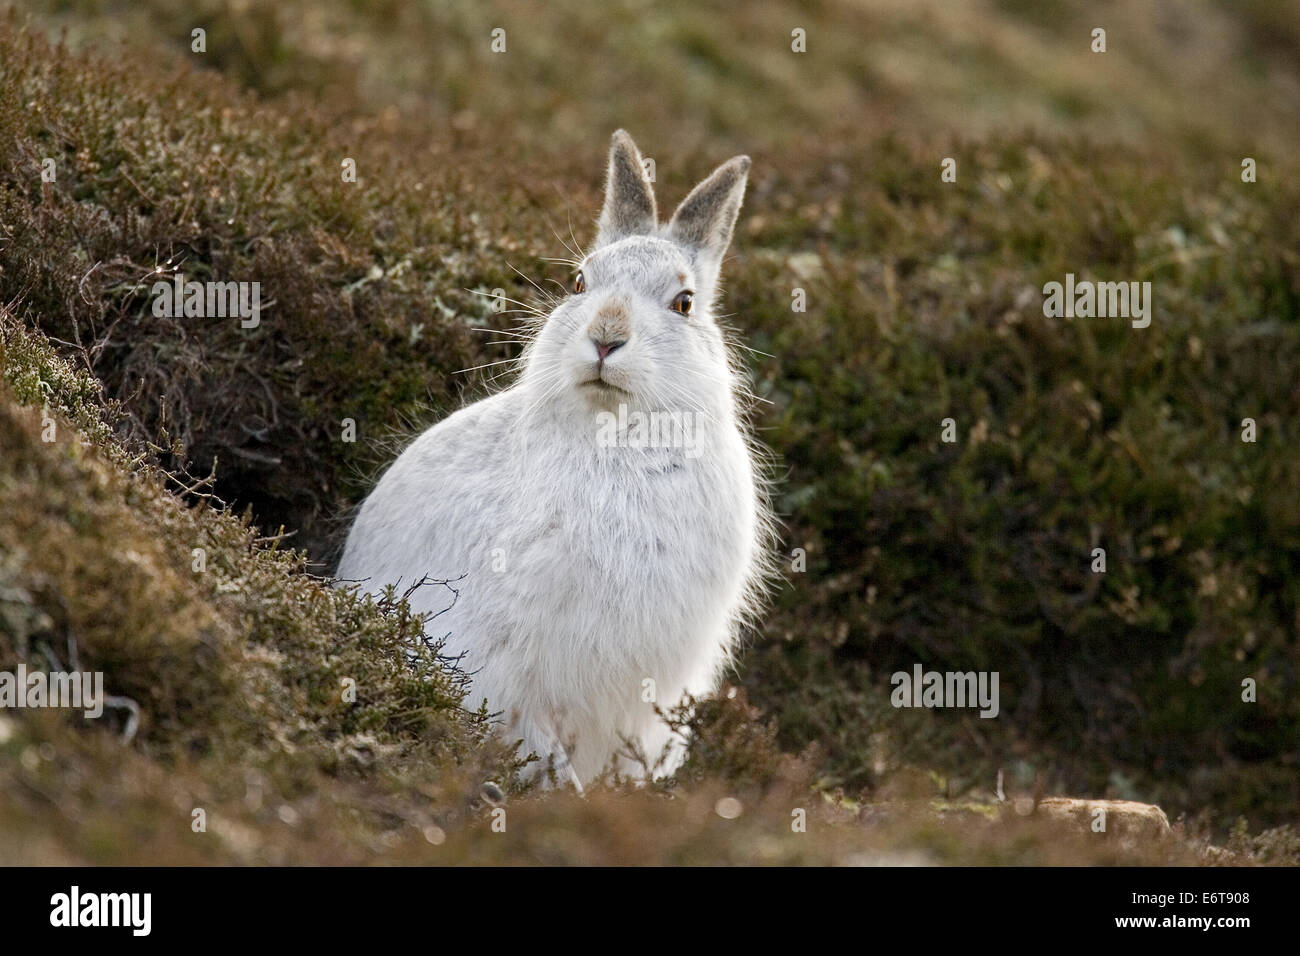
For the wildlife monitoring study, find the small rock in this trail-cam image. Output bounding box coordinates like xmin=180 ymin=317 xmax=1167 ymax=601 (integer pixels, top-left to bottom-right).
xmin=787 ymin=252 xmax=824 ymax=282
xmin=1035 ymin=797 xmax=1171 ymax=840
xmin=714 ymin=796 xmax=743 ymax=820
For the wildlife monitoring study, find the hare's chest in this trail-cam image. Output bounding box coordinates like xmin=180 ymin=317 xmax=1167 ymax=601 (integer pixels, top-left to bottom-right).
xmin=512 ymin=443 xmax=751 ymax=616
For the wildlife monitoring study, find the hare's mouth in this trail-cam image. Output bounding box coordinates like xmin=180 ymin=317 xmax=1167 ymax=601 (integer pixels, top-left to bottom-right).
xmin=580 ymin=377 xmax=631 ymax=396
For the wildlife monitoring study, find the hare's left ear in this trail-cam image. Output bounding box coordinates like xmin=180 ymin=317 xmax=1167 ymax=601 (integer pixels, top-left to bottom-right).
xmin=596 ymin=129 xmax=657 ymax=246
xmin=667 ymin=155 xmax=750 ymax=274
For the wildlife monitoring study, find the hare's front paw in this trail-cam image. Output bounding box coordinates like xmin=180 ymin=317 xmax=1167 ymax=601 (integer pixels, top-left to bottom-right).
xmin=515 ymin=719 xmax=584 ymax=794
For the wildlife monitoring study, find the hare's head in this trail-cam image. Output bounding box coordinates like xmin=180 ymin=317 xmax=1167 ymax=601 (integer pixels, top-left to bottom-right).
xmin=523 ymin=130 xmax=750 ymax=421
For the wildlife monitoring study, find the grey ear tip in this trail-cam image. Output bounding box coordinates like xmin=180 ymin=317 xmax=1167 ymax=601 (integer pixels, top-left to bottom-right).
xmin=611 ymin=128 xmax=633 ymax=145
xmin=734 ymin=155 xmax=752 ymax=172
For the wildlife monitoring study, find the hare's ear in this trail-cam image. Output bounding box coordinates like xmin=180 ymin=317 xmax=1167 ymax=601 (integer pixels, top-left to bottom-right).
xmin=596 ymin=130 xmax=657 ymax=246
xmin=667 ymin=155 xmax=750 ymax=273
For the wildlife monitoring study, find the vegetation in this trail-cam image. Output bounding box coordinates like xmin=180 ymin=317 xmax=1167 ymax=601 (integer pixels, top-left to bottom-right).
xmin=1 ymin=0 xmax=1297 ymax=863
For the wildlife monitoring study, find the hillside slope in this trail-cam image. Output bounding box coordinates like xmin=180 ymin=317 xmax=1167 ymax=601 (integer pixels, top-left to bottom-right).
xmin=1 ymin=2 xmax=1298 ymax=860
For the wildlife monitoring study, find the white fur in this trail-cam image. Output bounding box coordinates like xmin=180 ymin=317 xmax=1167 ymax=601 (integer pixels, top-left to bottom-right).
xmin=336 ymin=131 xmax=774 ymax=787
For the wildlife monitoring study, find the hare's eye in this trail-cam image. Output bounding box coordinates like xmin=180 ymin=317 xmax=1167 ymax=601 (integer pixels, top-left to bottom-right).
xmin=572 ymin=271 xmax=586 ymax=295
xmin=670 ymin=290 xmax=694 ymax=316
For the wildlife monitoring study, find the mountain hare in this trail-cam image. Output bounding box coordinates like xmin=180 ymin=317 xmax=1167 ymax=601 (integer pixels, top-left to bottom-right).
xmin=337 ymin=130 xmax=774 ymax=788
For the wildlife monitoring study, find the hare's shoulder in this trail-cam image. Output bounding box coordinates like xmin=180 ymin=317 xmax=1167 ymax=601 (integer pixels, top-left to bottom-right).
xmin=384 ymin=389 xmax=518 ymax=481
xmin=348 ymin=391 xmax=516 ymax=530
xmin=338 ymin=391 xmax=519 ymax=579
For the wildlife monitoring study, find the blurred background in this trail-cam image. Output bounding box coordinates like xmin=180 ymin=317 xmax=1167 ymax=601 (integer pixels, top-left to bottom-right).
xmin=23 ymin=0 xmax=1300 ymax=157
xmin=1 ymin=0 xmax=1298 ymax=862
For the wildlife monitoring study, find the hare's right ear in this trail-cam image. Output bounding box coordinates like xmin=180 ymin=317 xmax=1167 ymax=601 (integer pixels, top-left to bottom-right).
xmin=595 ymin=130 xmax=657 ymax=246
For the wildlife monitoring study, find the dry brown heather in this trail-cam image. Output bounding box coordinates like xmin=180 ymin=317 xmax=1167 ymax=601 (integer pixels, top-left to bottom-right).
xmin=1 ymin=2 xmax=1299 ymax=862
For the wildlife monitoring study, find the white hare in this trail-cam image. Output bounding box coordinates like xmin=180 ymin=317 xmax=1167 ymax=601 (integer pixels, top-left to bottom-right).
xmin=337 ymin=130 xmax=774 ymax=787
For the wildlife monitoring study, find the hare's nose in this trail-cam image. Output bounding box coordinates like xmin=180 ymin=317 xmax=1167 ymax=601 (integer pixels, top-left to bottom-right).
xmin=593 ymin=338 xmax=627 ymax=362
xmin=588 ymin=299 xmax=631 ymax=359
